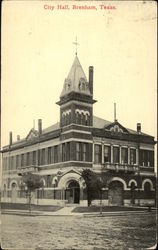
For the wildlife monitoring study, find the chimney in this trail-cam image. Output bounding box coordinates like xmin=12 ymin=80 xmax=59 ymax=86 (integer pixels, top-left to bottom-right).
xmin=38 ymin=119 xmax=42 ymax=135
xmin=89 ymin=66 xmax=93 ymax=95
xmin=137 ymin=123 xmax=141 ymax=133
xmin=9 ymin=131 xmax=12 ymax=145
xmin=17 ymin=135 xmax=20 ymax=141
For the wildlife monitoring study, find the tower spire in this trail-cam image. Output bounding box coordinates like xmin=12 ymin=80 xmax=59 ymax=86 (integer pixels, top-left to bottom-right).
xmin=73 ymin=36 xmax=79 ymax=56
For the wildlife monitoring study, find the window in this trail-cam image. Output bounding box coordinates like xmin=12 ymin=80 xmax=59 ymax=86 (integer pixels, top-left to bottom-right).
xmin=47 ymin=175 xmax=52 ymax=187
xmin=144 ymin=182 xmax=151 ymax=198
xmin=41 ymin=149 xmax=45 ymax=165
xmin=130 ymin=149 xmax=136 ymax=165
xmin=104 ymin=146 xmax=111 ymax=163
xmin=51 ymin=147 xmax=54 ymax=163
xmin=76 ymin=142 xmax=81 ymax=161
xmin=94 ymin=144 xmax=102 ymax=164
xmin=76 ymin=112 xmax=79 ymax=124
xmin=66 ymin=114 xmax=69 ymax=125
xmin=62 ymin=143 xmax=66 ymax=162
xmin=54 ymin=146 xmax=58 ymax=163
xmin=26 ymin=152 xmax=30 ymax=166
xmin=21 ymin=154 xmax=24 ymax=167
xmin=121 ymin=148 xmax=128 ymax=164
xmin=81 ymin=113 xmax=84 ymax=125
xmin=48 ymin=147 xmax=51 ymax=164
xmin=67 ymin=142 xmax=70 ymax=161
xmin=16 ymin=155 xmax=19 ymax=168
xmin=83 ymin=143 xmax=86 ymax=161
xmin=85 ymin=114 xmax=88 ymax=126
xmin=78 ymin=113 xmax=81 ymax=124
xmin=38 ymin=150 xmax=41 ymax=165
xmin=10 ymin=156 xmax=14 ymax=169
xmin=139 ymin=150 xmax=154 ymax=167
xmin=113 ymin=147 xmax=119 ymax=163
xmin=33 ymin=151 xmax=36 ymax=165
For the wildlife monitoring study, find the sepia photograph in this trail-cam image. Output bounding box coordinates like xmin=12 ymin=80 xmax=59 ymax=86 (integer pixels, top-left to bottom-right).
xmin=1 ymin=1 xmax=157 ymax=249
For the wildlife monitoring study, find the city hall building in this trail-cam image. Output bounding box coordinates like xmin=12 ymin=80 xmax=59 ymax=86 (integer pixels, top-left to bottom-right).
xmin=1 ymin=55 xmax=156 ymax=206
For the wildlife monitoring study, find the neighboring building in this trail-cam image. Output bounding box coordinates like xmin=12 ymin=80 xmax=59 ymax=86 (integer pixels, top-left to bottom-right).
xmin=1 ymin=55 xmax=156 ymax=206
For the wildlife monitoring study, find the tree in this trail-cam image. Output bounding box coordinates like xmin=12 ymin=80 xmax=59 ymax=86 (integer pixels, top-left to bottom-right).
xmin=81 ymin=169 xmax=106 ymax=207
xmin=22 ymin=173 xmax=43 ymax=212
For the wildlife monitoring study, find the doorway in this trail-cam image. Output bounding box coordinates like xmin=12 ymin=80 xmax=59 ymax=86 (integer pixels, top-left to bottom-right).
xmin=65 ymin=180 xmax=80 ymax=204
xmin=11 ymin=182 xmax=17 ymax=203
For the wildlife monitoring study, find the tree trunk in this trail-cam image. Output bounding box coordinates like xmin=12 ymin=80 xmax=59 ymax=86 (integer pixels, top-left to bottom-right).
xmin=87 ymin=189 xmax=91 ymax=207
xmin=28 ymin=191 xmax=31 ymax=213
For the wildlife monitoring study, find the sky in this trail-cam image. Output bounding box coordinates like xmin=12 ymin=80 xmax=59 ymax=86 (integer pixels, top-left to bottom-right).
xmin=1 ymin=1 xmax=157 ymax=150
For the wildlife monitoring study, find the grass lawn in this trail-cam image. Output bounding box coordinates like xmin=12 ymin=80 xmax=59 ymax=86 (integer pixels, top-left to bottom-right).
xmin=1 ymin=203 xmax=63 ymax=212
xmin=72 ymin=205 xmax=150 ymax=213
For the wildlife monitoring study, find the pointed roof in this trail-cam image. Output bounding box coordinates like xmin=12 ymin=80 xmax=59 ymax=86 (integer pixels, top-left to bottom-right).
xmin=60 ymin=56 xmax=91 ymax=97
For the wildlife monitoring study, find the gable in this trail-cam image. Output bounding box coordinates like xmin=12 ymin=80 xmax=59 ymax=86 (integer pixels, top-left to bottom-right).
xmin=59 ymin=168 xmax=81 ymax=177
xmin=104 ymin=121 xmax=129 ymax=134
xmin=26 ymin=129 xmax=39 ymax=140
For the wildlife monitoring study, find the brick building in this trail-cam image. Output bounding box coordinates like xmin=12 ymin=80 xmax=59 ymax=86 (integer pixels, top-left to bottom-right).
xmin=1 ymin=55 xmax=156 ymax=206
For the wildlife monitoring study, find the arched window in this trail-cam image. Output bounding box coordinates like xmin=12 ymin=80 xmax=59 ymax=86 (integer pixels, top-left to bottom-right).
xmin=85 ymin=114 xmax=89 ymax=126
xmin=76 ymin=112 xmax=79 ymax=124
xmin=65 ymin=114 xmax=68 ymax=125
xmin=78 ymin=113 xmax=81 ymax=125
xmin=81 ymin=113 xmax=84 ymax=125
xmin=47 ymin=175 xmax=52 ymax=188
xmin=52 ymin=177 xmax=58 ymax=188
xmin=144 ymin=182 xmax=151 ymax=198
xmin=54 ymin=179 xmax=58 ymax=188
xmin=144 ymin=182 xmax=151 ymax=192
xmin=130 ymin=182 xmax=136 ymax=205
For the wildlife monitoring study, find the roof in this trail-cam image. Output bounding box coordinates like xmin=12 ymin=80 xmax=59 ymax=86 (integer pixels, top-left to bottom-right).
xmin=60 ymin=56 xmax=91 ymax=97
xmin=93 ymin=116 xmax=111 ymax=128
xmin=42 ymin=122 xmax=60 ymax=134
xmin=3 ymin=116 xmax=152 ymax=149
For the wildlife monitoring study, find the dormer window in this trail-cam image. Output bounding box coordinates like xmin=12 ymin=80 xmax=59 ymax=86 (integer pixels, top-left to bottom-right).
xmin=79 ymin=77 xmax=86 ymax=91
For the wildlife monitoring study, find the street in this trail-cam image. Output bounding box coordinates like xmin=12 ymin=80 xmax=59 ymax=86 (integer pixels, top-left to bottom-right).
xmin=1 ymin=213 xmax=156 ymax=249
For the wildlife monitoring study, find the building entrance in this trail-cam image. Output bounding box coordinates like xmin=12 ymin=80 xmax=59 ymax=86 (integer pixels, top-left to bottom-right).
xmin=108 ymin=181 xmax=124 ymax=206
xmin=65 ymin=180 xmax=80 ymax=204
xmin=11 ymin=183 xmax=17 ymax=203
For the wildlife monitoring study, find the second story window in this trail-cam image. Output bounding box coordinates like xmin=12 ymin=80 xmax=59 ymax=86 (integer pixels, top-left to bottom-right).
xmin=76 ymin=142 xmax=81 ymax=161
xmin=121 ymin=148 xmax=128 ymax=164
xmin=33 ymin=151 xmax=36 ymax=165
xmin=54 ymin=146 xmax=58 ymax=163
xmin=16 ymin=155 xmax=19 ymax=168
xmin=104 ymin=146 xmax=111 ymax=163
xmin=48 ymin=147 xmax=51 ymax=164
xmin=113 ymin=146 xmax=119 ymax=164
xmin=21 ymin=154 xmax=24 ymax=167
xmin=94 ymin=144 xmax=102 ymax=164
xmin=26 ymin=152 xmax=30 ymax=166
xmin=83 ymin=143 xmax=86 ymax=161
xmin=139 ymin=149 xmax=154 ymax=167
xmin=62 ymin=143 xmax=66 ymax=162
xmin=41 ymin=149 xmax=45 ymax=165
xmin=130 ymin=149 xmax=136 ymax=165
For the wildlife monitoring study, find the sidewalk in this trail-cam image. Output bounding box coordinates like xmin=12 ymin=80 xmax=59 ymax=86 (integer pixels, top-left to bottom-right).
xmin=1 ymin=206 xmax=82 ymax=216
xmin=1 ymin=207 xmax=155 ymax=217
